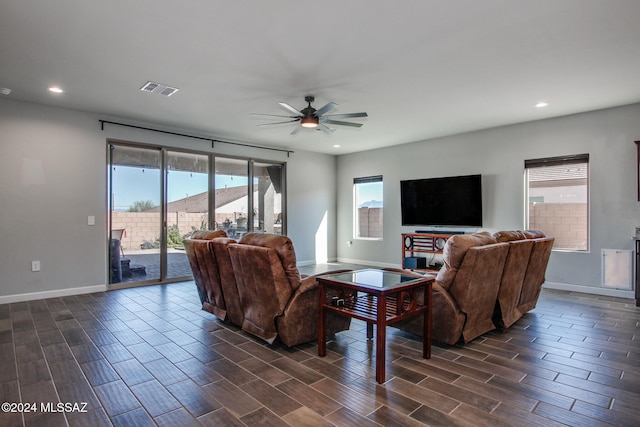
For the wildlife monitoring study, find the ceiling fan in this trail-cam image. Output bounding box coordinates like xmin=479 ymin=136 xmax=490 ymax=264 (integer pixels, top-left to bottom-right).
xmin=251 ymin=95 xmax=368 ymax=135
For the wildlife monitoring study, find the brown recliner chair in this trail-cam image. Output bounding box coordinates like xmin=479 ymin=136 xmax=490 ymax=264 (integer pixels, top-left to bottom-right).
xmin=517 ymin=230 xmax=554 ymax=314
xmin=209 ymin=236 xmax=244 ymax=326
xmin=492 ymin=230 xmax=535 ymax=329
xmin=492 ymin=230 xmax=554 ymax=329
xmin=393 ymin=232 xmax=509 ymax=345
xmin=228 ymin=233 xmax=351 ymax=347
xmin=184 ymin=229 xmax=230 ymax=320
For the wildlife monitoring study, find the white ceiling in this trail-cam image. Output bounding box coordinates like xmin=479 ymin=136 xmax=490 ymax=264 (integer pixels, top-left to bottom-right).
xmin=2 ymin=0 xmax=640 ymax=154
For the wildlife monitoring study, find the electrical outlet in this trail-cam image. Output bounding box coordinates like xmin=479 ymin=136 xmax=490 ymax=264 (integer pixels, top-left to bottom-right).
xmin=31 ymin=261 xmax=41 ymax=272
xmin=88 ymin=215 xmax=95 ymax=226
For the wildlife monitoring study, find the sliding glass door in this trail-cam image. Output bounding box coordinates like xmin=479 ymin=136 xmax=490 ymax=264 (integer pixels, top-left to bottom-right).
xmin=213 ymin=158 xmax=285 ymax=237
xmin=253 ymin=161 xmax=284 ymax=234
xmin=214 ymin=157 xmax=249 ymax=238
xmin=109 ymin=144 xmax=162 ymax=284
xmin=108 ymin=142 xmax=285 ymax=287
xmin=165 ymin=150 xmax=210 ymax=280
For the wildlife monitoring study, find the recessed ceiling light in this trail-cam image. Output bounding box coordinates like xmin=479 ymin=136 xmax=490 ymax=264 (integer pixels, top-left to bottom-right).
xmin=333 ymin=144 xmax=341 ymax=148
xmin=535 ymin=102 xmax=548 ymax=108
xmin=48 ymin=87 xmax=64 ymax=94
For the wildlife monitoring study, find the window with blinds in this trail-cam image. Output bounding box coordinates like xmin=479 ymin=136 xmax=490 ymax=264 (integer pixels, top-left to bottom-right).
xmin=525 ymin=154 xmax=589 ymax=251
xmin=354 ymin=175 xmax=383 ymax=239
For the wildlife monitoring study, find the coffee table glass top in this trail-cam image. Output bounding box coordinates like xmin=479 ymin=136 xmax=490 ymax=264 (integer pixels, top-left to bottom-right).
xmin=320 ymin=268 xmax=426 ymax=290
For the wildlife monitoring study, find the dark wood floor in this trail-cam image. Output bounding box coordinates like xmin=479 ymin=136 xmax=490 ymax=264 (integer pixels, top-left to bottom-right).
xmin=0 ymin=272 xmax=638 ymax=426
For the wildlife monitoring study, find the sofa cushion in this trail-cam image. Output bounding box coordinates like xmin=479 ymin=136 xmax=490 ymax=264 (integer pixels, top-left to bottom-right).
xmin=228 ymin=243 xmax=295 ymax=344
xmin=184 ymin=237 xmax=227 ymax=320
xmin=436 ymin=232 xmax=497 ymax=290
xmin=494 ymin=238 xmax=534 ymax=328
xmin=239 ymin=233 xmax=301 ymax=291
xmin=522 ymin=229 xmax=546 ymax=239
xmin=493 ymin=230 xmax=527 ymax=242
xmin=209 ymin=237 xmax=243 ymax=326
xmin=449 ymin=242 xmax=509 ymax=342
xmin=518 ymin=236 xmax=554 ymax=313
xmin=190 ymin=229 xmax=228 ymax=240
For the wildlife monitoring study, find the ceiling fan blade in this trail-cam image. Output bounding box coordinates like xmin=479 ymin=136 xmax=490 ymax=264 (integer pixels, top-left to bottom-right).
xmin=251 ymin=113 xmax=298 ymax=119
xmin=318 ymin=123 xmax=335 ymax=135
xmin=314 ymin=102 xmax=338 ymax=117
xmin=322 ymin=119 xmax=363 ymax=128
xmin=278 ymin=102 xmax=302 ymax=116
xmin=323 ymin=112 xmax=368 ymax=119
xmin=290 ymin=125 xmax=302 ymax=135
xmin=257 ymin=119 xmax=299 ymax=127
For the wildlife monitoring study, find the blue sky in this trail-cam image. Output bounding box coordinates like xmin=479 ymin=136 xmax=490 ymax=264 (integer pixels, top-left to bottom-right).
xmin=113 ymin=166 xmax=383 ymax=211
xmin=356 ymin=181 xmax=383 ymax=207
xmin=111 ymin=166 xmax=247 ymax=211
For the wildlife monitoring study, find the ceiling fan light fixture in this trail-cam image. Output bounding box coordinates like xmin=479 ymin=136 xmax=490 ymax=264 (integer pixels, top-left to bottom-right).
xmin=300 ymin=116 xmax=319 ymax=128
xmin=254 ymin=95 xmax=366 ymax=133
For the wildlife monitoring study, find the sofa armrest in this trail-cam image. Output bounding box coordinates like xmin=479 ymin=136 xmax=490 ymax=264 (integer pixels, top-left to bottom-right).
xmin=298 ymin=275 xmax=319 ymax=294
xmin=431 ymin=281 xmax=466 ymax=345
xmin=298 ymin=269 xmax=353 ymax=294
xmin=277 ymin=272 xmax=353 ymax=347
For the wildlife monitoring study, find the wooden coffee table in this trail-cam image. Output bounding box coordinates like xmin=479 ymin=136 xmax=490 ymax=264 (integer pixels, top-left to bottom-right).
xmin=317 ymin=268 xmax=433 ymax=383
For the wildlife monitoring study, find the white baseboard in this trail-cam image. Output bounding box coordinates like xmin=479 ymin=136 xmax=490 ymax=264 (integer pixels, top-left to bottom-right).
xmin=543 ymin=281 xmax=635 ymax=299
xmin=3 ymin=277 xmax=629 ymax=306
xmin=0 ymin=284 xmax=107 ymax=305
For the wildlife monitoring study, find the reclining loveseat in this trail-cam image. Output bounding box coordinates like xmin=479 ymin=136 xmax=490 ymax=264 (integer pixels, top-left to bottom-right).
xmin=392 ymin=230 xmax=554 ymax=345
xmin=184 ymin=231 xmax=351 ymax=347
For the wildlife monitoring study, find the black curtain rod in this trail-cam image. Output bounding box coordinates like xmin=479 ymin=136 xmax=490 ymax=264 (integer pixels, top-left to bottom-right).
xmin=100 ymin=120 xmax=213 ymax=143
xmin=99 ymin=120 xmax=294 ymax=156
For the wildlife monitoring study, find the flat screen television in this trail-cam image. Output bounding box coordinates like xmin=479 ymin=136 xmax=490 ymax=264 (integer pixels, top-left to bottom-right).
xmin=400 ymin=174 xmax=483 ymax=227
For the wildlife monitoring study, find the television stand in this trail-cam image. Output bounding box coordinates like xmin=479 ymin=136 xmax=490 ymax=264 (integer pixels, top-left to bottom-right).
xmin=402 ymin=233 xmax=453 ymax=273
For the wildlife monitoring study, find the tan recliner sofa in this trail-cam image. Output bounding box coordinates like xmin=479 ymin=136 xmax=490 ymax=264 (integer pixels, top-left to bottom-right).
xmin=184 ymin=230 xmax=246 ymax=326
xmin=183 ymin=230 xmax=230 ymax=320
xmin=228 ymin=233 xmax=351 ymax=347
xmin=208 ymin=236 xmax=245 ymax=327
xmin=493 ymin=230 xmax=554 ymax=328
xmin=392 ymin=230 xmax=553 ymax=345
xmin=185 ymin=231 xmax=351 ymax=347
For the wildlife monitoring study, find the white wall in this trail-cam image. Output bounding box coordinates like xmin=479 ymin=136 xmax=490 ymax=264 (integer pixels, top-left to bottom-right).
xmin=0 ymin=98 xmax=337 ymax=302
xmin=286 ymin=150 xmax=338 ymax=265
xmin=336 ymin=103 xmax=640 ymax=298
xmin=3 ymin=98 xmax=637 ymax=302
xmin=0 ymin=100 xmax=110 ymax=302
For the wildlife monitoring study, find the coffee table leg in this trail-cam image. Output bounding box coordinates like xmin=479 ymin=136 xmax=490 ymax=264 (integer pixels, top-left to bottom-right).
xmin=376 ymin=295 xmax=386 ymax=383
xmin=366 ymin=322 xmax=373 ymax=339
xmin=318 ymin=282 xmax=326 ymax=357
xmin=423 ymin=282 xmax=432 ymax=359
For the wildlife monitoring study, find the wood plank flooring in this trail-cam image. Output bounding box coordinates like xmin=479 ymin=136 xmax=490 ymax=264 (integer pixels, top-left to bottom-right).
xmin=0 ymin=272 xmax=638 ymax=426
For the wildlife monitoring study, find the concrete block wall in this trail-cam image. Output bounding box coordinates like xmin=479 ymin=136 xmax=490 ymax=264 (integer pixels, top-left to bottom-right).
xmin=358 ymin=207 xmax=383 ymax=238
xmin=354 ymin=203 xmax=585 ymax=248
xmin=529 ymin=202 xmax=588 ymax=249
xmin=112 ymin=211 xmax=281 ymax=249
xmin=112 ymin=211 xmax=208 ymax=250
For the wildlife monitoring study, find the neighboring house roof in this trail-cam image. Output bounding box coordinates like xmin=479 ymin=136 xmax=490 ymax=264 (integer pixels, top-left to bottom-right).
xmin=214 ymin=186 xmax=250 ymax=210
xmin=146 ymin=186 xmax=246 ymax=213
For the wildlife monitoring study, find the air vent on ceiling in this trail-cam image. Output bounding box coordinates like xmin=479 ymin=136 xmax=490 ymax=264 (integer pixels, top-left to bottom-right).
xmin=140 ymin=81 xmax=179 ymax=97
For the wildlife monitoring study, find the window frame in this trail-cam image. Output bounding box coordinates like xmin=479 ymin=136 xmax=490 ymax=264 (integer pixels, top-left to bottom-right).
xmin=353 ymin=175 xmax=384 ymax=240
xmin=524 ymin=153 xmax=590 ymax=252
